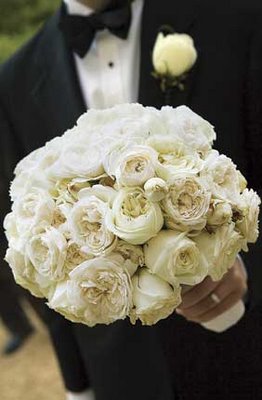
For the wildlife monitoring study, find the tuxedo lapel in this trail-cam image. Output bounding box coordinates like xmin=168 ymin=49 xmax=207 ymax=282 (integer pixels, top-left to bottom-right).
xmin=138 ymin=0 xmax=199 ymax=108
xmin=31 ymin=7 xmax=86 ymax=140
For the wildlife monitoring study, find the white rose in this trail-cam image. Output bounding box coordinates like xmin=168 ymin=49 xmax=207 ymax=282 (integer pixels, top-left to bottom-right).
xmin=5 ymin=247 xmax=45 ymax=298
xmin=3 ymin=213 xmax=19 ymax=244
xmin=64 ymin=242 xmax=93 ymax=271
xmin=144 ymin=230 xmax=207 ymax=286
xmin=202 ymin=150 xmax=243 ymax=201
xmin=68 ymin=186 xmax=117 ymax=255
xmin=106 ymin=187 xmax=164 ymax=245
xmin=194 ymin=223 xmax=243 ymax=281
xmin=10 ymin=168 xmax=52 ymax=201
xmin=26 ymin=227 xmax=68 ymax=282
xmin=50 ymin=178 xmax=91 ymax=205
xmin=145 ymin=136 xmax=203 ymax=180
xmin=103 ymin=145 xmax=158 ymax=187
xmin=9 ymin=188 xmax=55 ymax=235
xmin=108 ymin=240 xmax=144 ymax=277
xmin=47 ymin=140 xmax=105 ymax=180
xmin=161 ymin=175 xmax=211 ymax=233
xmin=48 ymin=257 xmax=132 ymax=327
xmin=207 ymin=199 xmax=233 ymax=228
xmin=160 ymin=106 xmax=216 ymax=154
xmin=235 ymin=189 xmax=261 ymax=249
xmin=144 ymin=178 xmax=168 ymax=202
xmin=152 ymin=32 xmax=197 ymax=77
xmin=76 ymin=104 xmax=166 ymax=144
xmin=130 ymin=268 xmax=181 ymax=326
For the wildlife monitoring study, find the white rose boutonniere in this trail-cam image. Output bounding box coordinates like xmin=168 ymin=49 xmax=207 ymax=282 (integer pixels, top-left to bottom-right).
xmin=152 ymin=28 xmax=197 ymax=92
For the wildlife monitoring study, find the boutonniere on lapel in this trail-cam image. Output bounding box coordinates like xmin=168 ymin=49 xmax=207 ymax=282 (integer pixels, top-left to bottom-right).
xmin=152 ymin=26 xmax=197 ymax=98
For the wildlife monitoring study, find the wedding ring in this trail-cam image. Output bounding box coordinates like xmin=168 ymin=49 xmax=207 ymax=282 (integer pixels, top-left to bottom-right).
xmin=210 ymin=293 xmax=221 ymax=304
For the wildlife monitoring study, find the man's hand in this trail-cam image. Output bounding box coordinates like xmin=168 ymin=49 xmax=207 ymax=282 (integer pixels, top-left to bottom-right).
xmin=176 ymin=258 xmax=248 ymax=323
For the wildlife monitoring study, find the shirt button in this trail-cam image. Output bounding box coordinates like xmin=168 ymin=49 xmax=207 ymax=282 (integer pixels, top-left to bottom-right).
xmin=108 ymin=61 xmax=114 ymax=68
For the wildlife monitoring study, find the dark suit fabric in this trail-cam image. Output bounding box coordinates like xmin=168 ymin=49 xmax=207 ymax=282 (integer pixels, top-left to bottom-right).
xmin=0 ymin=1 xmax=262 ymax=399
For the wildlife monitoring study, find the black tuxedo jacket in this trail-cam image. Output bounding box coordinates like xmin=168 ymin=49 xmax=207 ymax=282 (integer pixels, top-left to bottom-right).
xmin=1 ymin=1 xmax=262 ymax=399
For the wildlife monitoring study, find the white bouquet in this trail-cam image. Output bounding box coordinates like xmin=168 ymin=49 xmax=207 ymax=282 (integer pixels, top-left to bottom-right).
xmin=4 ymin=104 xmax=260 ymax=331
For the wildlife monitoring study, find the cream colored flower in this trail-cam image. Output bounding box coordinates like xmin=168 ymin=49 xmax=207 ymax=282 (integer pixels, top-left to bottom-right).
xmin=152 ymin=32 xmax=197 ymax=77
xmin=161 ymin=175 xmax=211 ymax=233
xmin=160 ymin=106 xmax=216 ymax=155
xmin=64 ymin=242 xmax=93 ymax=271
xmin=108 ymin=241 xmax=144 ymax=277
xmin=145 ymin=136 xmax=203 ymax=181
xmin=68 ymin=186 xmax=117 ymax=255
xmin=5 ymin=247 xmax=45 ymax=298
xmin=104 ymin=145 xmax=158 ymax=187
xmin=194 ymin=223 xmax=243 ymax=281
xmin=6 ymin=188 xmax=55 ymax=237
xmin=10 ymin=168 xmax=52 ymax=201
xmin=235 ymin=189 xmax=261 ymax=250
xmin=47 ymin=141 xmax=105 ymax=180
xmin=202 ymin=150 xmax=243 ymax=201
xmin=106 ymin=187 xmax=164 ymax=245
xmin=26 ymin=227 xmax=68 ymax=282
xmin=144 ymin=178 xmax=168 ymax=202
xmin=144 ymin=230 xmax=207 ymax=286
xmin=207 ymin=199 xmax=233 ymax=228
xmin=50 ymin=178 xmax=91 ymax=205
xmin=130 ymin=268 xmax=181 ymax=326
xmin=48 ymin=257 xmax=132 ymax=327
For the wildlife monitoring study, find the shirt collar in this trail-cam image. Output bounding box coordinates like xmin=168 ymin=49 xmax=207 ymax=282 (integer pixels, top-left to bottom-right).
xmin=63 ymin=0 xmax=93 ymax=16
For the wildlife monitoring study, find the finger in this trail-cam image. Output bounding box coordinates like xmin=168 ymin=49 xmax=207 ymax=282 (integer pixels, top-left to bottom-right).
xmin=188 ymin=290 xmax=242 ymax=323
xmin=179 ymin=275 xmax=236 ymax=318
xmin=179 ymin=276 xmax=219 ymax=310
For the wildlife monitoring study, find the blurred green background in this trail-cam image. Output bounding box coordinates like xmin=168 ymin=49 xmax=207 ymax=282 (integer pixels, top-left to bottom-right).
xmin=0 ymin=0 xmax=60 ymax=64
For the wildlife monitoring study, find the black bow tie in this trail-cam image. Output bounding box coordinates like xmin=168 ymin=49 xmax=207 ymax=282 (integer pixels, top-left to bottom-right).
xmin=59 ymin=1 xmax=132 ymax=58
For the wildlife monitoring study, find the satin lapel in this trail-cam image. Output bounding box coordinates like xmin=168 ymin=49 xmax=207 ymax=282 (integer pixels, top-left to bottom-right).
xmin=31 ymin=7 xmax=86 ymax=140
xmin=138 ymin=0 xmax=199 ymax=108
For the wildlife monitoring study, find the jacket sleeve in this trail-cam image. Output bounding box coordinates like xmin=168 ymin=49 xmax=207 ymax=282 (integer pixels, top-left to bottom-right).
xmin=0 ymin=104 xmax=91 ymax=392
xmin=0 ymin=104 xmax=21 ymax=259
xmin=242 ymin=15 xmax=262 ymax=307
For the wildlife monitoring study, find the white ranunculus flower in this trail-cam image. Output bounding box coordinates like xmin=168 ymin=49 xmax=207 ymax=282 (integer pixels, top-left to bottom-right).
xmin=5 ymin=247 xmax=45 ymax=298
xmin=47 ymin=140 xmax=105 ymax=180
xmin=194 ymin=223 xmax=243 ymax=281
xmin=161 ymin=175 xmax=211 ymax=233
xmin=48 ymin=257 xmax=132 ymax=327
xmin=3 ymin=213 xmax=19 ymax=244
xmin=202 ymin=150 xmax=243 ymax=201
xmin=106 ymin=187 xmax=164 ymax=245
xmin=64 ymin=242 xmax=93 ymax=271
xmin=10 ymin=168 xmax=52 ymax=201
xmin=68 ymin=185 xmax=117 ymax=255
xmin=130 ymin=268 xmax=182 ymax=325
xmin=144 ymin=178 xmax=168 ymax=202
xmin=50 ymin=178 xmax=91 ymax=205
xmin=156 ymin=144 xmax=203 ymax=181
xmin=9 ymin=188 xmax=55 ymax=235
xmin=145 ymin=136 xmax=203 ymax=180
xmin=108 ymin=240 xmax=144 ymax=277
xmin=207 ymin=199 xmax=233 ymax=228
xmin=103 ymin=144 xmax=158 ymax=187
xmin=75 ymin=104 xmax=166 ymax=144
xmin=160 ymin=106 xmax=216 ymax=154
xmin=144 ymin=230 xmax=207 ymax=286
xmin=26 ymin=227 xmax=68 ymax=282
xmin=235 ymin=189 xmax=261 ymax=250
xmin=14 ymin=147 xmax=47 ymax=176
xmin=152 ymin=32 xmax=197 ymax=77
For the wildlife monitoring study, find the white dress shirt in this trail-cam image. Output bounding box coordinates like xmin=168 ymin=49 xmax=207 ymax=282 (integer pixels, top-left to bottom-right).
xmin=63 ymin=0 xmax=144 ymax=109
